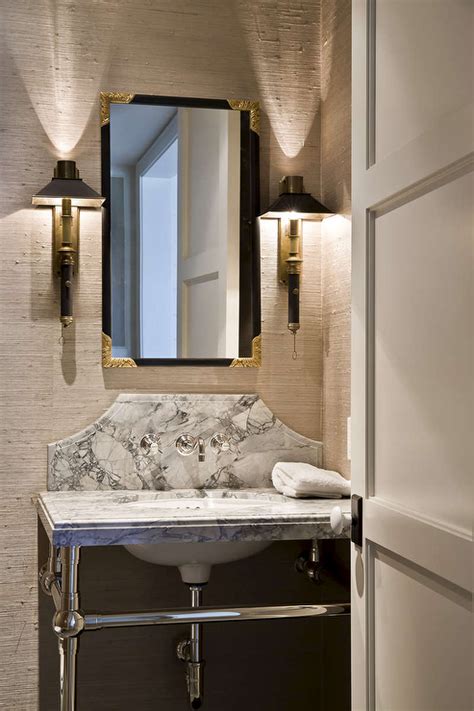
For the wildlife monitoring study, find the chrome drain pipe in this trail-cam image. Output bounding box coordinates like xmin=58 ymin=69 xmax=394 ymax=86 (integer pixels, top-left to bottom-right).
xmin=188 ymin=584 xmax=204 ymax=709
xmin=176 ymin=585 xmax=205 ymax=708
xmin=84 ymin=602 xmax=350 ymax=630
xmin=189 ymin=585 xmax=203 ymax=665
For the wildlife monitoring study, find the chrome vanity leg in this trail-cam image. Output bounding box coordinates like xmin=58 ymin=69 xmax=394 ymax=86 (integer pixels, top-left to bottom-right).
xmin=53 ymin=546 xmax=83 ymax=711
xmin=58 ymin=637 xmax=78 ymax=711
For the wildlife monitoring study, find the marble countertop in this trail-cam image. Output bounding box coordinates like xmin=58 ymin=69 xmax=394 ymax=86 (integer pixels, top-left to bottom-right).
xmin=34 ymin=488 xmax=351 ymax=547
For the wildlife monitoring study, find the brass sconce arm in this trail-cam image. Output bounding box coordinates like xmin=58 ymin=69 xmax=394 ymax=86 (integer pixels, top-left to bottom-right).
xmin=286 ymin=217 xmax=302 ymax=339
xmin=58 ymin=198 xmax=75 ymax=327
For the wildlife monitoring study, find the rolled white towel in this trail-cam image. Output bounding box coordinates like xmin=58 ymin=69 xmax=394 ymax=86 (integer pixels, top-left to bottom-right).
xmin=272 ymin=462 xmax=350 ymax=499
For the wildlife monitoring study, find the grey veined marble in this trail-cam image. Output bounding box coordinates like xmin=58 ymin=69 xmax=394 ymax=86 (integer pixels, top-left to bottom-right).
xmin=35 ymin=489 xmax=350 ymax=547
xmin=48 ymin=394 xmax=323 ymax=492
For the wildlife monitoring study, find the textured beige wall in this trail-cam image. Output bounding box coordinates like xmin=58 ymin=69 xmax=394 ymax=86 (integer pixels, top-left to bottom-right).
xmin=321 ymin=0 xmax=352 ymax=478
xmin=0 ymin=2 xmax=348 ymax=709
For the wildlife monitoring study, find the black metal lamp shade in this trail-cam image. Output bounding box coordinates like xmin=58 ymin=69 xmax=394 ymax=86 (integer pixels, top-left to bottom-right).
xmin=263 ymin=191 xmax=332 ymax=218
xmin=32 ymin=160 xmax=104 ymax=207
xmin=261 ymin=175 xmax=332 ymax=219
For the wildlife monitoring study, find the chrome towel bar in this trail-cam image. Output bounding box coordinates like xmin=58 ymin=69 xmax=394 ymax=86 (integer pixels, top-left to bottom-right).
xmin=84 ymin=602 xmax=350 ymax=630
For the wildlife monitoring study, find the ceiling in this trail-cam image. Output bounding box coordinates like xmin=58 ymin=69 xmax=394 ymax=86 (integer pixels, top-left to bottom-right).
xmin=110 ymin=103 xmax=177 ymax=168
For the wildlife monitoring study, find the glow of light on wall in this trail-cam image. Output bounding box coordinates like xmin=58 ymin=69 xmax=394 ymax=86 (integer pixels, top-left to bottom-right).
xmin=235 ymin=0 xmax=321 ymax=158
xmin=5 ymin=0 xmax=116 ymax=156
xmin=323 ymin=214 xmax=350 ymax=231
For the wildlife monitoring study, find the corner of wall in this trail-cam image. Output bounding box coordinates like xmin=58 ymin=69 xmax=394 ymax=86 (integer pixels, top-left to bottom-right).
xmin=320 ymin=0 xmax=352 ymax=478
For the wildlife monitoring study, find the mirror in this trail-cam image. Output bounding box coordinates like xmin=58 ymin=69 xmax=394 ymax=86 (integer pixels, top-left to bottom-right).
xmin=101 ymin=93 xmax=261 ymax=367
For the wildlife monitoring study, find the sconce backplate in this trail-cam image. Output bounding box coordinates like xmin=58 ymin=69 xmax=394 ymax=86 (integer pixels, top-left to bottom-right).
xmin=52 ymin=206 xmax=79 ymax=275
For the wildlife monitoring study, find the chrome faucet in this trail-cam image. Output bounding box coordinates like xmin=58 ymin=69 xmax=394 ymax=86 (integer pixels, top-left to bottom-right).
xmin=197 ymin=437 xmax=205 ymax=462
xmin=176 ymin=434 xmax=206 ymax=462
xmin=175 ymin=432 xmax=230 ymax=463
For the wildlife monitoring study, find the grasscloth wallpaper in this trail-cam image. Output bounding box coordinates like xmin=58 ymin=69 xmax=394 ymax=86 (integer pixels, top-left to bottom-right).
xmin=0 ymin=1 xmax=351 ymax=708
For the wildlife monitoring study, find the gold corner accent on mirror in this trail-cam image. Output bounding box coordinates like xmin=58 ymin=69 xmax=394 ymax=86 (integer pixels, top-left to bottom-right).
xmin=100 ymin=92 xmax=135 ymax=127
xmin=227 ymin=100 xmax=260 ymax=135
xmin=230 ymin=334 xmax=262 ymax=368
xmin=102 ymin=332 xmax=137 ymax=368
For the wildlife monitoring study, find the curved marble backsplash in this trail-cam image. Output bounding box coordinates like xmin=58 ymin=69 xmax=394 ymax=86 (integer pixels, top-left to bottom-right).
xmin=48 ymin=394 xmax=323 ymax=491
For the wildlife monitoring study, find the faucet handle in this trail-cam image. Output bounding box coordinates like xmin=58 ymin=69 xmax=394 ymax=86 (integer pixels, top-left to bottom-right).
xmin=209 ymin=432 xmax=230 ymax=455
xmin=140 ymin=433 xmax=161 ymax=455
xmin=176 ymin=434 xmax=198 ymax=456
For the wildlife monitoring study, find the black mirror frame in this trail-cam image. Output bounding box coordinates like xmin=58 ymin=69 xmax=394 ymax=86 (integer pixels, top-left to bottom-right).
xmin=100 ymin=93 xmax=261 ymax=368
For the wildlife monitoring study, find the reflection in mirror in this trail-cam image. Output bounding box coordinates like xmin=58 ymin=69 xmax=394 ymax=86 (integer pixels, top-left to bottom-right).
xmin=101 ymin=95 xmax=260 ymax=367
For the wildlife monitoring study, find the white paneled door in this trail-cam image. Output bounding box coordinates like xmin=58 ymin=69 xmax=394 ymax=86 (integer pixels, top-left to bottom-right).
xmin=351 ymin=1 xmax=473 ymax=709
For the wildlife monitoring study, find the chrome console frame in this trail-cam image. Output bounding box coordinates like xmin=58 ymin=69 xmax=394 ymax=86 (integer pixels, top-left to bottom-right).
xmin=40 ymin=543 xmax=350 ymax=710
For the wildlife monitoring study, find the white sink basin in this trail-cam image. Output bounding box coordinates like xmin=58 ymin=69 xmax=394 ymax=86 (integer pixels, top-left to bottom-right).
xmin=125 ymin=540 xmax=271 ymax=583
xmin=124 ymin=490 xmax=275 ymax=583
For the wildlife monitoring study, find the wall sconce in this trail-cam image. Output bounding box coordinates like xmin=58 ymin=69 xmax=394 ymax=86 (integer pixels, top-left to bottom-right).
xmin=260 ymin=176 xmax=332 ymax=358
xmin=32 ymin=160 xmax=104 ymax=327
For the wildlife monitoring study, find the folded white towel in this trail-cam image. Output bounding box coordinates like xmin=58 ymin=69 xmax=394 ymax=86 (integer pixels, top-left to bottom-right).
xmin=271 ymin=462 xmax=351 ymax=499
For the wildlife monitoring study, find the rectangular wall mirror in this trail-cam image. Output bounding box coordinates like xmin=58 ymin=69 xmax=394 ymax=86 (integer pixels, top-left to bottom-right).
xmin=101 ymin=93 xmax=261 ymax=367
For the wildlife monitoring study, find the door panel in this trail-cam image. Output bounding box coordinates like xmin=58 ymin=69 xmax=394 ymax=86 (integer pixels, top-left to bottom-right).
xmin=352 ymin=1 xmax=473 ymax=709
xmin=375 ymin=0 xmax=472 ymax=162
xmin=373 ymin=172 xmax=473 ymax=530
xmin=372 ymin=547 xmax=471 ymax=711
